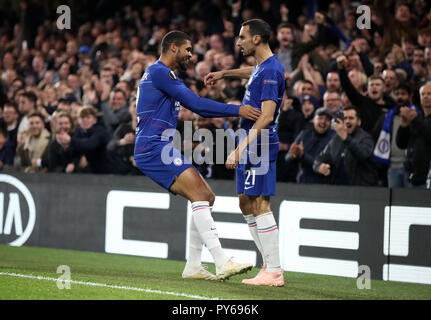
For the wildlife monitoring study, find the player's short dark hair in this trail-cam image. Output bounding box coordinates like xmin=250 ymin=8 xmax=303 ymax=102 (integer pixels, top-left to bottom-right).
xmin=161 ymin=31 xmax=191 ymax=54
xmin=242 ymin=19 xmax=271 ymax=44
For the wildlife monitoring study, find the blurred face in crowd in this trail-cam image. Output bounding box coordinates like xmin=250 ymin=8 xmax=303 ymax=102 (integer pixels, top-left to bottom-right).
xmin=79 ymin=114 xmax=97 ymax=131
xmin=131 ymin=62 xmax=145 ymax=79
xmin=425 ymin=47 xmax=431 ymax=65
xmin=355 ymin=38 xmax=370 ymax=54
xmin=420 ymin=84 xmax=431 ymax=110
xmin=110 ymin=91 xmax=127 ymax=109
xmin=100 ymin=67 xmax=113 ymax=84
xmin=59 ymin=63 xmax=70 ymax=80
xmin=313 ymin=114 xmax=331 ymax=134
xmin=367 ymin=78 xmax=384 ymax=101
xmin=44 ymin=86 xmax=57 ymax=103
xmin=12 ymin=78 xmax=24 ymax=90
xmin=29 ymin=115 xmax=45 ymax=138
xmin=195 ymin=62 xmax=210 ymax=80
xmin=18 ymin=96 xmax=35 ymax=115
xmin=210 ymin=34 xmax=224 ymax=52
xmin=326 ymin=72 xmax=340 ymax=91
xmin=277 ymin=27 xmax=294 ymax=48
xmin=395 ymin=5 xmax=411 ymax=23
xmin=402 ymin=40 xmax=414 ymax=58
xmin=3 ymin=105 xmax=18 ymax=125
xmin=175 ymin=40 xmax=193 ymax=72
xmin=57 ymin=115 xmax=72 ymax=134
xmin=394 ymin=88 xmax=411 ymax=107
xmin=66 ymin=40 xmax=78 ymax=56
xmin=382 ymin=69 xmax=398 ymax=92
xmin=300 ymin=82 xmax=313 ymax=96
xmin=222 ymin=54 xmax=235 ymax=70
xmin=58 ymin=102 xmax=71 ymax=113
xmin=67 ymin=74 xmax=81 ymax=90
xmin=343 ymin=109 xmax=361 ymax=135
xmin=32 ymin=56 xmax=45 ymax=72
xmin=418 ymin=33 xmax=431 ymax=48
xmin=116 ymin=82 xmax=131 ymax=99
xmin=412 ymin=48 xmax=424 ymax=64
xmin=301 ymin=100 xmax=314 ymax=118
xmin=323 ymin=91 xmax=342 ymax=112
xmin=3 ymin=52 xmax=15 ymax=69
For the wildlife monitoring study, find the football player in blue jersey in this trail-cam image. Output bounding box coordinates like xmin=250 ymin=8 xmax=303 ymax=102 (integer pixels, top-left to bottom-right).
xmin=205 ymin=19 xmax=285 ymax=286
xmin=134 ymin=31 xmax=259 ymax=281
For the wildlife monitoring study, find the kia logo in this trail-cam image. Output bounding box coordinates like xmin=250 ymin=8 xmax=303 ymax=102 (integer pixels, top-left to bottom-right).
xmin=0 ymin=174 xmax=36 ymax=246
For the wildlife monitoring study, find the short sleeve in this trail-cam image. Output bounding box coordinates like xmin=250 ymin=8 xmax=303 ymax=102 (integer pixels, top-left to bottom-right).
xmin=259 ymin=68 xmax=282 ymax=103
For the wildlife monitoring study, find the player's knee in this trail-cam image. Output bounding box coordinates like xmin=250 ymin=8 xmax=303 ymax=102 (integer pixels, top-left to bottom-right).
xmin=208 ymin=190 xmax=215 ymax=206
xmin=197 ymin=188 xmax=214 ymax=204
xmin=239 ymin=196 xmax=251 ymax=214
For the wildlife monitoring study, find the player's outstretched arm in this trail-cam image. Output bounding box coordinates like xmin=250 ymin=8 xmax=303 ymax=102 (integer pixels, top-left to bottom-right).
xmin=151 ymin=67 xmax=260 ymax=120
xmin=226 ymin=100 xmax=276 ymax=169
xmin=204 ymin=67 xmax=254 ymax=86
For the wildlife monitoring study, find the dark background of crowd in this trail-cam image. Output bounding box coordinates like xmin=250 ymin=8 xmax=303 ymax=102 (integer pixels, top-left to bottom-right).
xmin=0 ymin=0 xmax=431 ymax=188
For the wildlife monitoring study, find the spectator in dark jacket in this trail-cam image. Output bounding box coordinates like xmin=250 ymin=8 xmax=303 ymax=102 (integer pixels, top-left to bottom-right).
xmin=313 ymin=106 xmax=378 ymax=186
xmin=396 ymin=84 xmax=431 ymax=188
xmin=336 ymin=55 xmax=395 ymax=133
xmin=372 ymin=84 xmax=415 ymax=188
xmin=0 ymin=128 xmax=14 ymax=170
xmin=62 ymin=106 xmax=112 ymax=174
xmin=1 ymin=103 xmax=19 ymax=152
xmin=106 ymin=99 xmax=140 ymax=175
xmin=48 ymin=112 xmax=81 ymax=173
xmin=286 ymin=107 xmax=335 ymax=184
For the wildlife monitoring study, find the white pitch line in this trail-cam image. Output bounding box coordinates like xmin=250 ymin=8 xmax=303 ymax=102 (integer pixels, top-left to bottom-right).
xmin=0 ymin=272 xmax=221 ymax=300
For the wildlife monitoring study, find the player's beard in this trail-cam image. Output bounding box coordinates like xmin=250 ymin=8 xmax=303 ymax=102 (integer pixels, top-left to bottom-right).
xmin=176 ymin=52 xmax=189 ymax=72
xmin=241 ymin=46 xmax=255 ymax=58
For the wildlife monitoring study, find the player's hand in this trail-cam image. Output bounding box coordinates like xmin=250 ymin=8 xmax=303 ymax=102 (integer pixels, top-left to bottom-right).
xmin=226 ymin=149 xmax=240 ymax=170
xmin=239 ymin=105 xmax=261 ymax=121
xmin=204 ymin=71 xmax=224 ymax=86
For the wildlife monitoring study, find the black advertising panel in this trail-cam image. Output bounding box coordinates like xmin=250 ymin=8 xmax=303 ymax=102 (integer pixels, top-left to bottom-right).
xmin=0 ymin=172 xmax=429 ymax=285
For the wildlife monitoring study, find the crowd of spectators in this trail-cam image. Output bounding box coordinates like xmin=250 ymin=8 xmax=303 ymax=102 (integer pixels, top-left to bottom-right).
xmin=0 ymin=0 xmax=431 ymax=189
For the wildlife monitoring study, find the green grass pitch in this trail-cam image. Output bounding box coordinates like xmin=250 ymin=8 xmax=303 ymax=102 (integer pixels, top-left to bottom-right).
xmin=0 ymin=244 xmax=430 ymax=300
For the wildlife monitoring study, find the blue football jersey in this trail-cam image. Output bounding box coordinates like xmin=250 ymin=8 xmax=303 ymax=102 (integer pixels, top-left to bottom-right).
xmin=135 ymin=60 xmax=241 ymax=159
xmin=240 ymin=55 xmax=285 ymax=161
